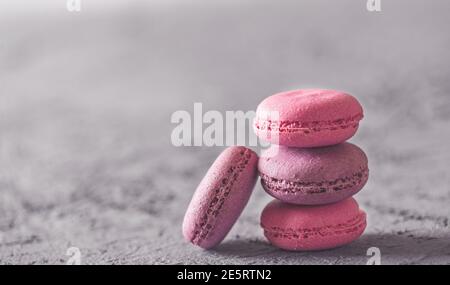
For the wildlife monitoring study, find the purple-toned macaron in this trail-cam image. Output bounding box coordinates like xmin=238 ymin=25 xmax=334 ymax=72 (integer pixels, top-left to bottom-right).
xmin=182 ymin=146 xmax=258 ymax=249
xmin=259 ymin=143 xmax=368 ymax=205
xmin=254 ymin=89 xmax=364 ymax=147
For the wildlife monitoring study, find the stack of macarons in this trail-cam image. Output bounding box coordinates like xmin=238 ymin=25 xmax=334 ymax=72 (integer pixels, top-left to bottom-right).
xmin=255 ymin=89 xmax=368 ymax=251
xmin=182 ymin=89 xmax=368 ymax=251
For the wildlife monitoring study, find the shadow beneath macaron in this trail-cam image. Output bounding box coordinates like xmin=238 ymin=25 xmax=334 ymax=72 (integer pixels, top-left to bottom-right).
xmin=212 ymin=233 xmax=450 ymax=264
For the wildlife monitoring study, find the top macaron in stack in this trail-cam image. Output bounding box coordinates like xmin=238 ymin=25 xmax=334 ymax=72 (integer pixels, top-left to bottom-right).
xmin=254 ymin=89 xmax=369 ymax=251
xmin=254 ymin=89 xmax=364 ymax=148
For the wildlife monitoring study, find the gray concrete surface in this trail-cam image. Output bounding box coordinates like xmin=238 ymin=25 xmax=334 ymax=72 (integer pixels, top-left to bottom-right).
xmin=0 ymin=0 xmax=449 ymax=264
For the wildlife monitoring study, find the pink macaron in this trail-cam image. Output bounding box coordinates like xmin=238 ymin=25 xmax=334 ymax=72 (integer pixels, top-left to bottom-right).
xmin=259 ymin=142 xmax=368 ymax=205
xmin=254 ymin=89 xmax=363 ymax=147
xmin=182 ymin=146 xmax=258 ymax=249
xmin=261 ymin=198 xmax=367 ymax=251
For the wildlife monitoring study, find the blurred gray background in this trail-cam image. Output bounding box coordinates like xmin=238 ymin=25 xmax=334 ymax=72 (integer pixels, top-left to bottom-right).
xmin=0 ymin=0 xmax=449 ymax=264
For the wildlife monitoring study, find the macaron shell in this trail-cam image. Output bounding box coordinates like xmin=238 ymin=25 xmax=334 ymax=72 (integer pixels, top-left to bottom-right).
xmin=259 ymin=143 xmax=368 ymax=205
xmin=256 ymin=89 xmax=363 ymax=122
xmin=260 ymin=198 xmax=367 ymax=251
xmin=182 ymin=146 xmax=258 ymax=249
xmin=254 ymin=89 xmax=363 ymax=147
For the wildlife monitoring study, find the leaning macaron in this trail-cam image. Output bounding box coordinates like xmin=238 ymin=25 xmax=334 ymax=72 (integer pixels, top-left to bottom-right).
xmin=261 ymin=198 xmax=367 ymax=251
xmin=182 ymin=146 xmax=258 ymax=249
xmin=259 ymin=142 xmax=368 ymax=205
xmin=254 ymin=89 xmax=363 ymax=147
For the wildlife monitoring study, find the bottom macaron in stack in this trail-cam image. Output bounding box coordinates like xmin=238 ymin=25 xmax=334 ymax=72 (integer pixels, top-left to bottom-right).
xmin=260 ymin=198 xmax=366 ymax=251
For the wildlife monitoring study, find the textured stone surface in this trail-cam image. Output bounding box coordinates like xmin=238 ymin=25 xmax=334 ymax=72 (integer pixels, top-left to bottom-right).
xmin=0 ymin=0 xmax=449 ymax=264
